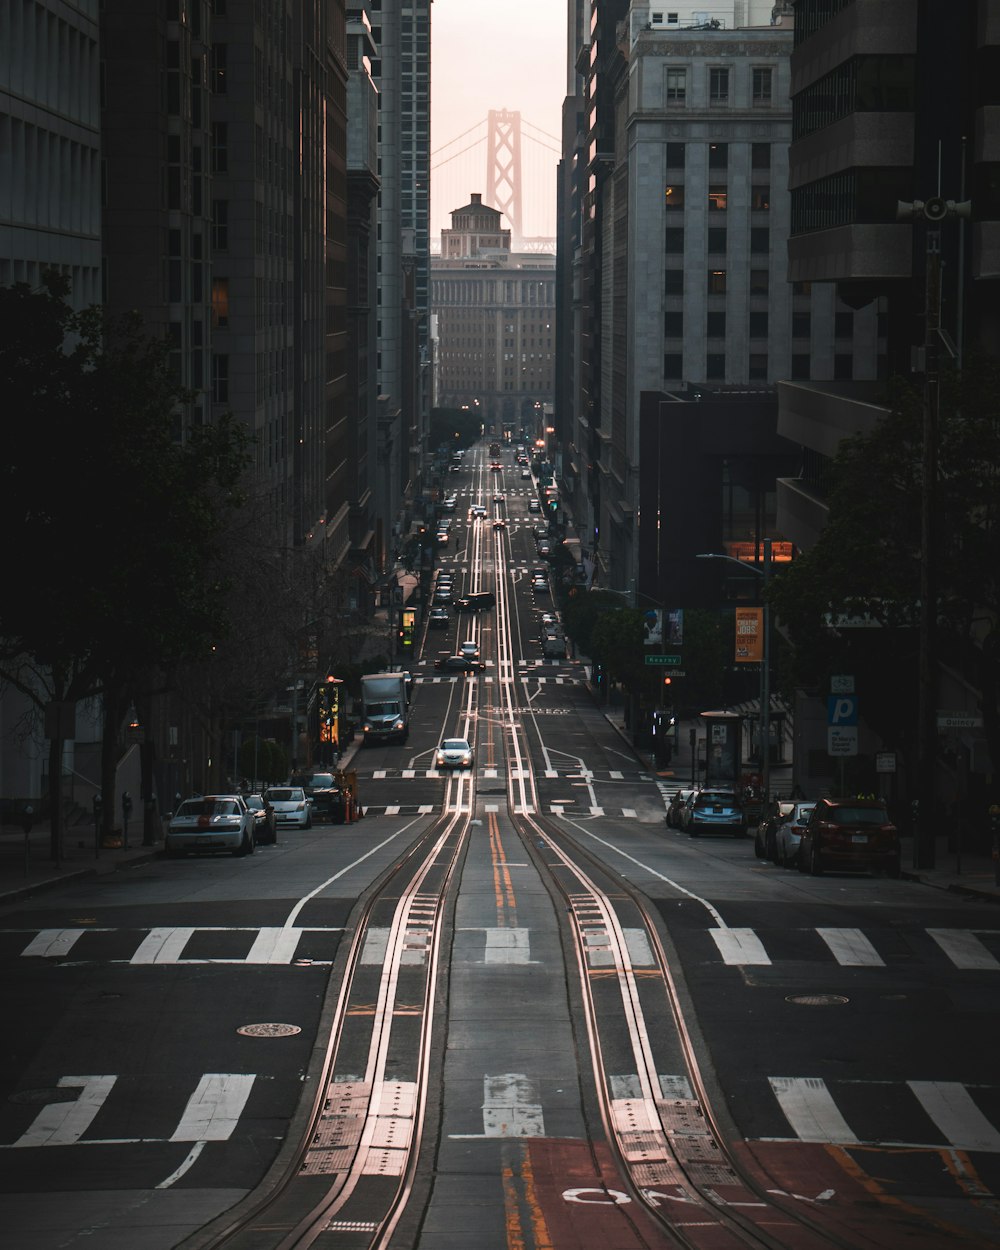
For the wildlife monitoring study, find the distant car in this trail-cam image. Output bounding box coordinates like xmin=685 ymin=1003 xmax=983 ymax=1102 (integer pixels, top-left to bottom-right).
xmin=245 ymin=794 xmax=277 ymax=845
xmin=470 ymin=503 xmax=487 ymax=518
xmin=490 ymin=462 xmax=502 ymax=472
xmin=774 ymin=802 xmax=817 ymax=868
xmin=454 ymin=591 xmax=495 ymax=612
xmin=435 ymin=654 xmax=486 ymax=673
xmin=666 ymin=787 xmax=698 ymax=829
xmin=429 ymin=606 xmax=450 ymax=628
xmin=493 ymin=518 xmax=507 ymax=530
xmin=530 ymin=566 xmax=547 ymax=579
xmin=493 ymin=491 xmax=505 ymax=503
xmin=531 ymin=576 xmax=548 ymax=593
xmin=540 ymin=613 xmax=557 ymax=627
xmin=528 ymin=500 xmax=540 ymax=513
xmin=688 ymin=788 xmax=746 ymax=838
xmin=293 ymin=771 xmax=345 ymax=823
xmin=799 ymin=798 xmax=900 ymax=877
xmin=537 ymin=542 xmax=552 ymax=558
xmin=459 ymin=639 xmax=481 ymax=660
xmin=263 ymin=786 xmax=312 ymax=830
xmin=441 ymin=497 xmax=457 ymax=512
xmin=521 ymin=468 xmax=531 ymax=479
xmin=533 ymin=524 xmax=548 ymax=539
xmin=166 ymin=794 xmax=256 ymax=857
xmin=436 ymin=737 xmax=473 ymax=769
xmin=754 ymin=800 xmax=796 ymax=860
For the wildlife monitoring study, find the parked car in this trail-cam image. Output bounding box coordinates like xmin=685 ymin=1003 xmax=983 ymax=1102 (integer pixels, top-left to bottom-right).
xmin=429 ymin=607 xmax=451 ymax=629
xmin=263 ymin=786 xmax=312 ymax=830
xmin=166 ymin=794 xmax=256 ymax=857
xmin=774 ymin=802 xmax=817 ymax=868
xmin=292 ymin=771 xmax=345 ymax=823
xmin=799 ymin=798 xmax=900 ymax=876
xmin=245 ymin=794 xmax=277 ymax=845
xmin=521 ymin=468 xmax=531 ymax=479
xmin=537 ymin=542 xmax=552 ymax=559
xmin=528 ymin=499 xmax=540 ymax=513
xmin=531 ymin=576 xmax=548 ymax=593
xmin=441 ymin=497 xmax=457 ymax=512
xmin=688 ymin=788 xmax=746 ymax=838
xmin=754 ymin=800 xmax=795 ymax=860
xmin=436 ymin=737 xmax=474 ymax=769
xmin=434 ymin=584 xmax=454 ymax=604
xmin=666 ymin=787 xmax=698 ymax=829
xmin=434 ymin=654 xmax=486 ymax=672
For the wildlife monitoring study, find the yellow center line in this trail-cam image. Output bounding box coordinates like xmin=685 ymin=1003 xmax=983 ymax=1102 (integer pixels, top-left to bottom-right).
xmin=489 ymin=810 xmax=518 ymax=924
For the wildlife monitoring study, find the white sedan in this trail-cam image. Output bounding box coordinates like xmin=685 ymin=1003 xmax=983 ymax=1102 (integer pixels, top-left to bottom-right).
xmin=263 ymin=786 xmax=312 ymax=829
xmin=459 ymin=639 xmax=480 ymax=660
xmin=436 ymin=738 xmax=474 ymax=769
xmin=166 ymin=795 xmax=256 ymax=857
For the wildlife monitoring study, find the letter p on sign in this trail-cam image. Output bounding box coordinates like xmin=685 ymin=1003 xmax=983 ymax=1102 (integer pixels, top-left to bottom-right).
xmin=827 ymin=695 xmax=858 ymax=726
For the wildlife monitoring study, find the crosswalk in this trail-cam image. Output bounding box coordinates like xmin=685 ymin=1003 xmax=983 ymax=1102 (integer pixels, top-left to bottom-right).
xmin=7 ymin=1068 xmax=997 ymax=1157
xmin=364 ymin=767 xmax=653 ymax=781
xmin=413 ymin=673 xmax=581 ymax=684
xmin=706 ymin=924 xmax=1000 ymax=970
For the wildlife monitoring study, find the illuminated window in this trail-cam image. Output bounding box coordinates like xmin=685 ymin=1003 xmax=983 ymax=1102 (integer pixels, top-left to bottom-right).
xmin=708 ymin=186 xmax=728 ymax=211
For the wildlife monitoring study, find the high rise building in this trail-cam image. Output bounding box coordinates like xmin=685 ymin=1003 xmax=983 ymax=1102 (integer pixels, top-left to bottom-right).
xmin=432 ymin=194 xmax=555 ymax=432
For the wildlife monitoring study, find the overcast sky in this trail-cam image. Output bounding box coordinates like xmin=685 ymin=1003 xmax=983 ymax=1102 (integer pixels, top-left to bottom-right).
xmin=430 ymin=0 xmax=568 ymax=242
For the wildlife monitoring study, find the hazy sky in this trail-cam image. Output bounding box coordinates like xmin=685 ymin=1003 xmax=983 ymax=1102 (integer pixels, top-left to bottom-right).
xmin=430 ymin=0 xmax=568 ymax=243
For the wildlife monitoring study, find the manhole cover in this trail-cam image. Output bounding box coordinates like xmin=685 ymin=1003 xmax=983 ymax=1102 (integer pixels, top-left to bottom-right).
xmin=237 ymin=1022 xmax=302 ymax=1038
xmin=785 ymin=993 xmax=850 ymax=1007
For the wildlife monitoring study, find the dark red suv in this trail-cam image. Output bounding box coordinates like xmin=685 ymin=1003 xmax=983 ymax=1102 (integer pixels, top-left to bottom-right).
xmin=799 ymin=798 xmax=900 ymax=877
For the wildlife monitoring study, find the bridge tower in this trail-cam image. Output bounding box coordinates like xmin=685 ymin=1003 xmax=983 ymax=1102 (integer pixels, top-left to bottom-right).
xmin=486 ymin=109 xmax=522 ymax=249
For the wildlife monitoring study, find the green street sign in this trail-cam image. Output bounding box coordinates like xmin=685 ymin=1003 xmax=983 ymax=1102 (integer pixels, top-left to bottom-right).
xmin=645 ymin=654 xmax=682 ymax=666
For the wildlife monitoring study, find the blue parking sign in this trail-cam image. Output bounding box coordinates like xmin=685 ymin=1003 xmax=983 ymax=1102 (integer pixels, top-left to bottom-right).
xmin=827 ymin=694 xmax=858 ymax=725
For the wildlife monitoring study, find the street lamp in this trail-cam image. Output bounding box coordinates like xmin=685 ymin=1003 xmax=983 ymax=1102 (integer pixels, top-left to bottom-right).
xmin=696 ymin=540 xmax=772 ymax=801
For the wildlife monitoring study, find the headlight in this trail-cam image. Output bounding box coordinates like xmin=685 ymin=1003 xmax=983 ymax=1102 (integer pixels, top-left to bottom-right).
xmin=394 ymin=720 xmax=404 ymax=730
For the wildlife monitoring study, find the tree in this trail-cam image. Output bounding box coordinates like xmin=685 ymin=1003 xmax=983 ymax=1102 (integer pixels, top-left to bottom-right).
xmin=767 ymin=354 xmax=1000 ymax=785
xmin=0 ymin=276 xmax=250 ymax=852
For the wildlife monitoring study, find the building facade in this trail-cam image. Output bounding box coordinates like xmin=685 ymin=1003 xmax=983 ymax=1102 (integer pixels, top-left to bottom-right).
xmin=432 ymin=193 xmax=555 ymax=431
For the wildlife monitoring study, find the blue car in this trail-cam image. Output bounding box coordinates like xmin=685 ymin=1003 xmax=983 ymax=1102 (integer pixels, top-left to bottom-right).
xmin=688 ymin=788 xmax=747 ymax=838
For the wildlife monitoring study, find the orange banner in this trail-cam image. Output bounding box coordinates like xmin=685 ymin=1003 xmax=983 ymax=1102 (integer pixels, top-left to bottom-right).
xmin=734 ymin=607 xmax=763 ymax=662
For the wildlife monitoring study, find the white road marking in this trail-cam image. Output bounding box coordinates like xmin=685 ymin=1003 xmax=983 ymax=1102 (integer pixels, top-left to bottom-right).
xmin=816 ymin=927 xmax=885 ymax=967
xmin=246 ymin=927 xmax=303 ymax=964
xmin=481 ymin=1073 xmax=545 ymax=1137
xmin=21 ymin=928 xmax=85 ymax=958
xmin=610 ymin=770 xmax=624 ymax=779
xmin=769 ymin=1077 xmax=858 ymax=1143
xmin=131 ymin=927 xmax=195 ymax=964
xmin=385 ymin=805 xmax=401 ymax=816
xmin=710 ymin=928 xmax=771 ymax=966
xmin=624 ymin=928 xmax=656 ymax=967
xmin=14 ymin=1076 xmax=117 ymax=1147
xmin=589 ymin=806 xmax=605 ymax=817
xmin=927 ymin=929 xmax=1000 ymax=970
xmin=484 ymin=928 xmax=533 ymax=964
xmin=622 ymin=808 xmax=638 ymax=819
xmin=908 ymin=1081 xmax=1000 ymax=1152
xmin=156 ymin=1140 xmax=206 ymax=1188
xmin=170 ymin=1073 xmax=256 ymax=1141
xmin=362 ymin=928 xmax=389 ymax=964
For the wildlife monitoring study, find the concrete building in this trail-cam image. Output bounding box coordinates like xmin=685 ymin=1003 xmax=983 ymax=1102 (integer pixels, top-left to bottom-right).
xmin=431 ymin=193 xmax=555 ymax=431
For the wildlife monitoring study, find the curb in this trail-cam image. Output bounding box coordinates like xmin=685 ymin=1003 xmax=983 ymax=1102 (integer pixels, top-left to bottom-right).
xmin=0 ymin=848 xmax=163 ymax=906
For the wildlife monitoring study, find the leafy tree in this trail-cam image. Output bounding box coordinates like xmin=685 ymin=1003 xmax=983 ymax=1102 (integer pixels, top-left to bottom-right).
xmin=0 ymin=276 xmax=250 ymax=851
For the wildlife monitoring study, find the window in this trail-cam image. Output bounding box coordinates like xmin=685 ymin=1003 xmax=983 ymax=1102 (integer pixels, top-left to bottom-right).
xmin=835 ymin=311 xmax=854 ymax=338
xmin=707 ymin=311 xmax=726 ymax=337
xmin=751 ymin=142 xmax=771 ymax=170
xmin=791 ymin=353 xmax=811 ymax=380
xmin=706 ymin=353 xmax=726 ymax=379
xmin=750 ymin=269 xmax=769 ymax=295
xmin=664 ymin=311 xmax=683 ymax=336
xmin=212 ymin=277 xmax=229 ymax=328
xmin=664 ymin=184 xmax=685 ymax=210
xmin=707 ymin=227 xmax=726 ymax=253
xmin=708 ymin=143 xmax=728 ymax=169
xmin=666 ymin=67 xmax=686 ymax=103
xmin=666 ymin=142 xmax=685 ymax=168
xmin=752 ymin=67 xmax=773 ymax=104
xmin=750 ymin=227 xmax=770 ymax=254
xmin=664 ymin=227 xmax=684 ymax=253
xmin=750 ymin=185 xmax=770 ymax=211
xmin=211 ymin=122 xmax=228 ymax=172
xmin=749 ymin=353 xmax=768 ymax=380
xmin=664 ymin=269 xmax=684 ymax=295
xmin=834 ymin=353 xmax=853 ymax=379
xmin=709 ymin=67 xmax=729 ymax=103
xmin=792 ymin=311 xmax=811 ymax=338
xmin=212 ymin=199 xmax=228 ymax=250
xmin=749 ymin=311 xmax=768 ymax=337
xmin=212 ymin=353 xmax=229 ymax=403
xmin=708 ymin=269 xmax=727 ymax=294
xmin=664 ymin=352 xmax=683 ymax=378
xmin=211 ymin=43 xmax=227 ymax=94
xmin=708 ymin=186 xmax=728 ymax=211
xmin=793 ymin=280 xmax=812 ymax=296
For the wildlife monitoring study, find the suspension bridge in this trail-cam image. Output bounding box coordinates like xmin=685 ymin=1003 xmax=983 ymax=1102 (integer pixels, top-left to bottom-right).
xmin=430 ymin=110 xmax=561 ymax=253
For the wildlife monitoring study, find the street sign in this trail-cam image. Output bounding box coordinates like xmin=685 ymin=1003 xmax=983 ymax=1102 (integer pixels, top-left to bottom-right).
xmin=827 ymin=694 xmax=858 ymax=725
xmin=645 ymin=654 xmax=683 ymax=666
xmin=936 ymin=712 xmax=983 ymax=729
xmin=876 ymin=752 xmax=896 ymax=773
xmin=830 ymin=674 xmax=855 ymax=694
xmin=828 ymin=726 xmax=858 ymax=757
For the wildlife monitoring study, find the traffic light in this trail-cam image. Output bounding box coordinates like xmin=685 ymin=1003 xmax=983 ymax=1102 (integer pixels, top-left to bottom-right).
xmin=663 ymin=675 xmax=672 ymax=687
xmin=400 ymin=608 xmax=416 ymax=650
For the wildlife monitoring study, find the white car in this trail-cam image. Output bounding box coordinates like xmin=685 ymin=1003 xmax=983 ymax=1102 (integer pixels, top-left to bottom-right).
xmin=470 ymin=503 xmax=487 ymax=518
xmin=436 ymin=738 xmax=474 ymax=769
xmin=166 ymin=794 xmax=256 ymax=857
xmin=459 ymin=639 xmax=481 ymax=660
xmin=263 ymin=786 xmax=312 ymax=829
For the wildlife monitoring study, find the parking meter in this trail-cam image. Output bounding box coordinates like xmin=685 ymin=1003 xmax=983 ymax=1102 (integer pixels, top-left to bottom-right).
xmin=21 ymin=804 xmax=34 ymax=836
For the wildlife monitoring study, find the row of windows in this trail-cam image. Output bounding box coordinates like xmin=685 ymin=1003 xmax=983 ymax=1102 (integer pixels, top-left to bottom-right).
xmin=790 ymin=166 xmax=912 ymax=234
xmin=792 ymin=55 xmax=916 ymax=140
xmin=666 ymin=142 xmax=771 ymax=170
xmin=662 ymin=310 xmax=858 ymax=338
xmin=665 ymin=65 xmax=774 ymax=106
xmin=662 ymin=352 xmax=859 ymax=382
xmin=665 ymin=186 xmax=771 ymax=212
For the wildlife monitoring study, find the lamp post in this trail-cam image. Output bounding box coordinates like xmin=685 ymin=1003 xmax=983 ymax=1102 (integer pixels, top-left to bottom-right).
xmin=696 ymin=540 xmax=772 ymax=802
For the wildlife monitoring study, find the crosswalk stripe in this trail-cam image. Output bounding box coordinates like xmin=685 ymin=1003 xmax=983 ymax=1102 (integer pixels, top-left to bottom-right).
xmin=927 ymin=929 xmax=1000 ymax=970
xmin=710 ymin=927 xmax=771 ymax=966
xmin=622 ymin=808 xmax=637 ymax=819
xmin=14 ymin=1076 xmax=117 ymax=1147
xmin=769 ymin=1076 xmax=858 ymax=1143
xmin=909 ymin=1081 xmax=1000 ymax=1152
xmin=131 ymin=927 xmax=195 ymax=964
xmin=816 ymin=927 xmax=885 ymax=966
xmin=22 ymin=928 xmax=85 ymax=958
xmin=485 ymin=928 xmax=532 ymax=964
xmin=170 ymin=1073 xmax=256 ymax=1142
xmin=246 ymin=927 xmax=302 ymax=965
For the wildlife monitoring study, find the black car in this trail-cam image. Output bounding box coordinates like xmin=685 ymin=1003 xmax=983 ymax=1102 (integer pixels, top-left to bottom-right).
xmin=290 ymin=771 xmax=346 ymax=823
xmin=434 ymin=654 xmax=486 ymax=672
xmin=429 ymin=606 xmax=450 ymax=628
xmin=245 ymin=794 xmax=277 ymax=844
xmin=454 ymin=591 xmax=495 ymax=612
